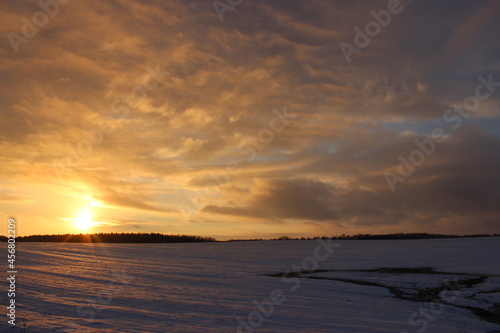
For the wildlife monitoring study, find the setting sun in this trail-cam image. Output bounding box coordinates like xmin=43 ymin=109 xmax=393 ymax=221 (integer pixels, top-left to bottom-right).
xmin=74 ymin=209 xmax=93 ymax=232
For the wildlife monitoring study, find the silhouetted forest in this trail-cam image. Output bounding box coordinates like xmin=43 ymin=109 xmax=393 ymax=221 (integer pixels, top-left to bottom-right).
xmin=1 ymin=232 xmax=498 ymax=243
xmin=0 ymin=233 xmax=217 ymax=243
xmin=227 ymin=233 xmax=500 ymax=241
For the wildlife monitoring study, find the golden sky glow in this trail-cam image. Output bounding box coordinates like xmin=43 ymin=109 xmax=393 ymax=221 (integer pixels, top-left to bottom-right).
xmin=1 ymin=0 xmax=500 ymax=238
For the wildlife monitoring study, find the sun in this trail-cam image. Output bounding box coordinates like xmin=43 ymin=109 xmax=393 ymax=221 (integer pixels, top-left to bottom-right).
xmin=75 ymin=209 xmax=93 ymax=232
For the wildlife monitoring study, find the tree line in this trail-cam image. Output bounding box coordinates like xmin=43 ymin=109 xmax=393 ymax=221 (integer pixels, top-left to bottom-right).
xmin=1 ymin=232 xmax=498 ymax=243
xmin=227 ymin=233 xmax=500 ymax=241
xmin=0 ymin=232 xmax=217 ymax=243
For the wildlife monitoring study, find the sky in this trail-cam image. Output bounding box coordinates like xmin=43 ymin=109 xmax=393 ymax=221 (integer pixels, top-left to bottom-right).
xmin=1 ymin=0 xmax=500 ymax=239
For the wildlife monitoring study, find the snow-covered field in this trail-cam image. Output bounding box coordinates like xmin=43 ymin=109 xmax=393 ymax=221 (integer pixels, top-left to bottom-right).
xmin=1 ymin=237 xmax=500 ymax=332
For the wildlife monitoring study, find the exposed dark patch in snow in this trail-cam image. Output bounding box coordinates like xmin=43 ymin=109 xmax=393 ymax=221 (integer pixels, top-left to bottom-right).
xmin=265 ymin=267 xmax=500 ymax=324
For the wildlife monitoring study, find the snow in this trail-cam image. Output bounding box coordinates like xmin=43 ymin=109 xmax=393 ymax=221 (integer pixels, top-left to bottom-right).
xmin=1 ymin=237 xmax=499 ymax=332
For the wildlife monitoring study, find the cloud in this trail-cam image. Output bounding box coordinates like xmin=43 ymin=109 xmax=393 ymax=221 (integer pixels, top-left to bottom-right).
xmin=203 ymin=128 xmax=500 ymax=233
xmin=1 ymin=0 xmax=500 ymax=236
xmin=0 ymin=193 xmax=24 ymax=202
xmin=96 ymin=191 xmax=172 ymax=213
xmin=204 ymin=178 xmax=338 ymax=221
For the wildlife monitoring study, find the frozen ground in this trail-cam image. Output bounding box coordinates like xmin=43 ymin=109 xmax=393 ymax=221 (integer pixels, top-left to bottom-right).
xmin=1 ymin=237 xmax=500 ymax=332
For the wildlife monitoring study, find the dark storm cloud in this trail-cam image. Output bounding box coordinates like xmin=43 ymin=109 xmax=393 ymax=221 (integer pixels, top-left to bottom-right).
xmin=204 ymin=178 xmax=338 ymax=221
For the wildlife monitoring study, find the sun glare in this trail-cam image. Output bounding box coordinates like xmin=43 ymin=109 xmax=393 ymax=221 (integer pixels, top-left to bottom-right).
xmin=75 ymin=209 xmax=93 ymax=232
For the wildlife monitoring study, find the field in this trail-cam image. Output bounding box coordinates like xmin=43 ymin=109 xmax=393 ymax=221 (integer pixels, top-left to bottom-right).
xmin=2 ymin=237 xmax=500 ymax=332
